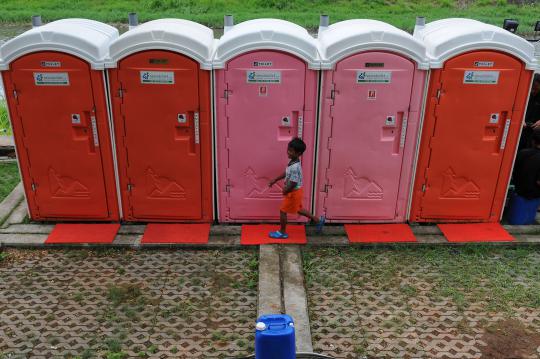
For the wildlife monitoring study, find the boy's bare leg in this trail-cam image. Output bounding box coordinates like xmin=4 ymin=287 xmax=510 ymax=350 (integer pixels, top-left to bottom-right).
xmin=280 ymin=211 xmax=288 ymax=233
xmin=298 ymin=208 xmax=319 ymax=223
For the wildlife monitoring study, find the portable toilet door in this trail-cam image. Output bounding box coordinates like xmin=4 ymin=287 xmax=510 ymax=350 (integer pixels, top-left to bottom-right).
xmin=0 ymin=18 xmax=120 ymax=221
xmin=106 ymin=18 xmax=214 ymax=222
xmin=316 ymin=19 xmax=429 ymax=222
xmin=409 ymin=18 xmax=538 ymax=222
xmin=213 ymin=18 xmax=320 ymax=222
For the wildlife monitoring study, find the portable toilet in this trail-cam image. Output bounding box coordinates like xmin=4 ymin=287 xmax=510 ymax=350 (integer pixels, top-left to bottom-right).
xmin=0 ymin=18 xmax=121 ymax=221
xmin=315 ymin=18 xmax=429 ymax=222
xmin=409 ymin=18 xmax=538 ymax=222
xmin=213 ymin=17 xmax=320 ymax=222
xmin=105 ymin=18 xmax=214 ymax=222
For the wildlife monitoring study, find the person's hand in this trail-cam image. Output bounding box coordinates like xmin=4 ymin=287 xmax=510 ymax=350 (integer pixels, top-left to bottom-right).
xmin=532 ymin=120 xmax=540 ymax=129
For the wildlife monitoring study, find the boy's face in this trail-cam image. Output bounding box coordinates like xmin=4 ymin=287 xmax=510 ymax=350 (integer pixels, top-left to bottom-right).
xmin=287 ymin=147 xmax=300 ymax=159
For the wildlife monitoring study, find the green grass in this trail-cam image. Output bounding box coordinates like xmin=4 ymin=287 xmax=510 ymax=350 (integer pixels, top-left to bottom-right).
xmin=0 ymin=162 xmax=20 ymax=202
xmin=0 ymin=0 xmax=539 ymax=33
xmin=0 ymin=101 xmax=10 ymax=136
xmin=304 ymin=246 xmax=540 ymax=313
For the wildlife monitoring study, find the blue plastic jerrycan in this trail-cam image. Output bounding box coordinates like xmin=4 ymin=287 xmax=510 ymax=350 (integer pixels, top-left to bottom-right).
xmin=255 ymin=314 xmax=295 ymax=359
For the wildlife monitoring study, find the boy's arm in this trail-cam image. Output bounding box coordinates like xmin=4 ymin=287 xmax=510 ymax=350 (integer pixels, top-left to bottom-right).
xmin=269 ymin=172 xmax=286 ymax=187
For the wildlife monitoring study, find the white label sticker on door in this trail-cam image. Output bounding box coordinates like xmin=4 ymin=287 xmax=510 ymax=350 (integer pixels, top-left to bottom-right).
xmin=463 ymin=70 xmax=499 ymax=84
xmin=356 ymin=71 xmax=392 ymax=84
xmin=246 ymin=71 xmax=281 ymax=83
xmin=140 ymin=71 xmax=175 ymax=84
xmin=33 ymin=72 xmax=69 ymax=86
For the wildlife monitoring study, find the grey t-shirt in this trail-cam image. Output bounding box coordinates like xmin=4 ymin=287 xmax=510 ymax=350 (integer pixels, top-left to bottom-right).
xmin=285 ymin=160 xmax=303 ymax=190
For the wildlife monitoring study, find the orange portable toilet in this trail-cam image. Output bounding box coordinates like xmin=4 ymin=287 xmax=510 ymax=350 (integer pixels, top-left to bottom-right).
xmin=0 ymin=18 xmax=120 ymax=221
xmin=105 ymin=18 xmax=214 ymax=222
xmin=409 ymin=19 xmax=538 ymax=222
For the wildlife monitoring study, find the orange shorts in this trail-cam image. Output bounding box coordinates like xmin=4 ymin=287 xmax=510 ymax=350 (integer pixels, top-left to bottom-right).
xmin=280 ymin=188 xmax=303 ymax=214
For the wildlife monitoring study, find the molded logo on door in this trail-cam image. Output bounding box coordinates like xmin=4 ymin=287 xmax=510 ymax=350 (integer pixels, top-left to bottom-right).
xmin=246 ymin=71 xmax=281 ymax=84
xmin=146 ymin=168 xmax=185 ymax=199
xmin=34 ymin=72 xmax=69 ymax=86
xmin=140 ymin=71 xmax=175 ymax=84
xmin=440 ymin=168 xmax=480 ymax=199
xmin=244 ymin=167 xmax=282 ymax=198
xmin=40 ymin=61 xmax=61 ymax=68
xmin=463 ymin=70 xmax=499 ymax=84
xmin=357 ymin=71 xmax=392 ymax=84
xmin=48 ymin=168 xmax=90 ymax=198
xmin=343 ymin=168 xmax=383 ymax=200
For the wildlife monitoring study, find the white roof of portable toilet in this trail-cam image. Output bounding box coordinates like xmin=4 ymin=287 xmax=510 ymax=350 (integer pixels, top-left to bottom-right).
xmin=318 ymin=20 xmax=429 ymax=70
xmin=415 ymin=18 xmax=537 ymax=70
xmin=213 ymin=19 xmax=320 ymax=69
xmin=106 ymin=19 xmax=215 ymax=70
xmin=0 ymin=19 xmax=118 ymax=70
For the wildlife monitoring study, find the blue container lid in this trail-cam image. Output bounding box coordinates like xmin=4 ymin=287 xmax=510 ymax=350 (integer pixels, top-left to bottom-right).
xmin=256 ymin=314 xmax=294 ymax=336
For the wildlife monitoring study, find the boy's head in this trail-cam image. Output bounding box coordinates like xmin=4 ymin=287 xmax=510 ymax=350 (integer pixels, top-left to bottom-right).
xmin=287 ymin=137 xmax=306 ymax=159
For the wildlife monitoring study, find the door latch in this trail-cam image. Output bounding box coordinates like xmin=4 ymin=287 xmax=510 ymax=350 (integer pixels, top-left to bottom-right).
xmin=281 ymin=116 xmax=291 ymax=127
xmin=385 ymin=116 xmax=396 ymax=126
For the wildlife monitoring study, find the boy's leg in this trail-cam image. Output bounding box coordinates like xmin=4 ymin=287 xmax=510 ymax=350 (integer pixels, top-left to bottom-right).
xmin=298 ymin=208 xmax=319 ymax=223
xmin=280 ymin=211 xmax=288 ymax=233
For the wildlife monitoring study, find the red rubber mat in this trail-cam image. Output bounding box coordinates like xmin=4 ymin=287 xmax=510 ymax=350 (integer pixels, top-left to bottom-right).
xmin=141 ymin=224 xmax=210 ymax=244
xmin=438 ymin=223 xmax=514 ymax=243
xmin=46 ymin=224 xmax=120 ymax=244
xmin=345 ymin=224 xmax=417 ymax=243
xmin=241 ymin=225 xmax=307 ymax=245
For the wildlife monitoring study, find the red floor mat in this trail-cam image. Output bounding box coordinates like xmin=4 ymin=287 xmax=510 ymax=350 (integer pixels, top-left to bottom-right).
xmin=438 ymin=223 xmax=514 ymax=243
xmin=345 ymin=224 xmax=417 ymax=243
xmin=46 ymin=224 xmax=120 ymax=244
xmin=141 ymin=224 xmax=210 ymax=244
xmin=241 ymin=225 xmax=307 ymax=245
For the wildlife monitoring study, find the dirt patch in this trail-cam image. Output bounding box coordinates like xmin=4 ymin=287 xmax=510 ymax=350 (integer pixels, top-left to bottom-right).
xmin=480 ymin=319 xmax=540 ymax=359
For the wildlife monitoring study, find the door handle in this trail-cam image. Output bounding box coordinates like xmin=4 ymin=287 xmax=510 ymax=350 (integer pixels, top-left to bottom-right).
xmin=90 ymin=115 xmax=99 ymax=147
xmin=194 ymin=112 xmax=200 ymax=144
xmin=399 ymin=114 xmax=408 ymax=148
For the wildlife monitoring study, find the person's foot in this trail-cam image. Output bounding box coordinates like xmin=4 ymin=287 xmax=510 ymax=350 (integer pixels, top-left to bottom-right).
xmin=269 ymin=231 xmax=289 ymax=239
xmin=316 ymin=216 xmax=326 ymax=233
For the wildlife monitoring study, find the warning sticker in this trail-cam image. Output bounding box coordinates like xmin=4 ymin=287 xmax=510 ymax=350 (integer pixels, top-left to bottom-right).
xmin=246 ymin=71 xmax=281 ymax=84
xmin=253 ymin=61 xmax=273 ymax=67
xmin=140 ymin=71 xmax=175 ymax=84
xmin=474 ymin=61 xmax=494 ymax=68
xmin=367 ymin=90 xmax=377 ymax=100
xmin=40 ymin=61 xmax=61 ymax=68
xmin=33 ymin=72 xmax=69 ymax=86
xmin=463 ymin=70 xmax=499 ymax=84
xmin=357 ymin=71 xmax=392 ymax=84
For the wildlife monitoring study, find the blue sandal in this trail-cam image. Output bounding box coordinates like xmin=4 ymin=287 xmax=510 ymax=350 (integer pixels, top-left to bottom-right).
xmin=269 ymin=231 xmax=289 ymax=239
xmin=316 ymin=216 xmax=326 ymax=233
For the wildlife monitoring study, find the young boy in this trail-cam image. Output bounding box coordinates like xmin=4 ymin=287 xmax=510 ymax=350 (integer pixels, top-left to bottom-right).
xmin=268 ymin=137 xmax=325 ymax=239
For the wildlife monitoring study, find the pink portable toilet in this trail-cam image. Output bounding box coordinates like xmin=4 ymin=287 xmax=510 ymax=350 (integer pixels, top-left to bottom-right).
xmin=214 ymin=17 xmax=320 ymax=222
xmin=315 ymin=18 xmax=429 ymax=222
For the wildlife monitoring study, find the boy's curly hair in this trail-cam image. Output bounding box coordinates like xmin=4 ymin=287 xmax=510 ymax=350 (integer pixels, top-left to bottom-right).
xmin=288 ymin=137 xmax=306 ymax=155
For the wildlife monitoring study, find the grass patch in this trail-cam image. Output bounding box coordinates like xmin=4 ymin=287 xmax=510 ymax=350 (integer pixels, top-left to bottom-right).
xmin=0 ymin=1 xmax=539 ymax=33
xmin=0 ymin=162 xmax=20 ymax=202
xmin=304 ymin=246 xmax=540 ymax=313
xmin=107 ymin=283 xmax=144 ymax=307
xmin=0 ymin=101 xmax=10 ymax=136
